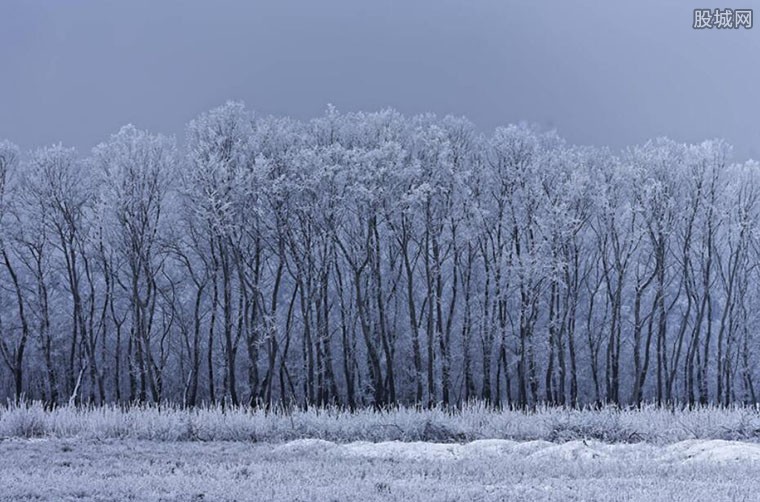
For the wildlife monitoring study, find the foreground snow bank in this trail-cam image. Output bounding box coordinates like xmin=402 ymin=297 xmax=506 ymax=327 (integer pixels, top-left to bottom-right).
xmin=3 ymin=438 xmax=760 ymax=501
xmin=284 ymin=437 xmax=760 ymax=464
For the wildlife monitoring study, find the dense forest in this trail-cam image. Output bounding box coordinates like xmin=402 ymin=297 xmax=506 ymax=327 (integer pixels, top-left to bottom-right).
xmin=0 ymin=102 xmax=757 ymax=409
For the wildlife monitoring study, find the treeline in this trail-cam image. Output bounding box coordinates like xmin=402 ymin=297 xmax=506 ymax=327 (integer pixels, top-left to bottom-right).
xmin=0 ymin=102 xmax=758 ymax=409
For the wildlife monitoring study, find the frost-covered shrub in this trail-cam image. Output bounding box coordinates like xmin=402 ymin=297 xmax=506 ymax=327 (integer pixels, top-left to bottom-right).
xmin=0 ymin=403 xmax=48 ymax=438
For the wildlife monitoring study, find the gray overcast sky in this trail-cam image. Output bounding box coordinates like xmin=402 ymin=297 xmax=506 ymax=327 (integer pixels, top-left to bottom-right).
xmin=1 ymin=0 xmax=759 ymax=159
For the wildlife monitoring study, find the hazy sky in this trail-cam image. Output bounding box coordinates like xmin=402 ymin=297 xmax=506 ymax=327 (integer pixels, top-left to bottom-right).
xmin=2 ymin=0 xmax=759 ymax=160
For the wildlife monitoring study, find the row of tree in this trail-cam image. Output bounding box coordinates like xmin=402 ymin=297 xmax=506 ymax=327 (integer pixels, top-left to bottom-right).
xmin=0 ymin=102 xmax=758 ymax=408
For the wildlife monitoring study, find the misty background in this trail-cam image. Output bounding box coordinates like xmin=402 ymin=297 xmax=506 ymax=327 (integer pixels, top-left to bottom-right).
xmin=1 ymin=0 xmax=758 ymax=159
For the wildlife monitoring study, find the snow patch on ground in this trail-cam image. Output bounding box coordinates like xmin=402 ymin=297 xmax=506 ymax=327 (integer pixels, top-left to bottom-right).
xmin=343 ymin=441 xmax=460 ymax=461
xmin=460 ymin=439 xmax=520 ymax=457
xmin=661 ymin=439 xmax=760 ymax=463
xmin=4 ymin=438 xmax=760 ymax=500
xmin=529 ymin=439 xmax=611 ymax=461
xmin=271 ymin=438 xmax=337 ymax=456
xmin=274 ymin=437 xmax=760 ymax=464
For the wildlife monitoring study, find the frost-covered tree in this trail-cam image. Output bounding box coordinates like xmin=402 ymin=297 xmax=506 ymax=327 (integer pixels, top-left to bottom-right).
xmin=93 ymin=125 xmax=177 ymax=403
xmin=1 ymin=107 xmax=759 ymax=409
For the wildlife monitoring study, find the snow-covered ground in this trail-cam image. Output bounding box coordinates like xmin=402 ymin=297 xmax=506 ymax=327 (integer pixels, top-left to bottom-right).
xmin=2 ymin=438 xmax=760 ymax=501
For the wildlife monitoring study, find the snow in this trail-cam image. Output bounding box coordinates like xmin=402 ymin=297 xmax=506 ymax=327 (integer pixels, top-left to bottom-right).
xmin=293 ymin=438 xmax=691 ymax=465
xmin=529 ymin=439 xmax=612 ymax=461
xmin=343 ymin=440 xmax=460 ymax=461
xmin=661 ymin=439 xmax=760 ymax=463
xmin=271 ymin=438 xmax=337 ymax=456
xmin=3 ymin=438 xmax=760 ymax=501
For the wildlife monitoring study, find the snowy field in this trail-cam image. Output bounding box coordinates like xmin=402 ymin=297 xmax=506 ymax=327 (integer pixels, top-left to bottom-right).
xmin=2 ymin=437 xmax=760 ymax=501
xmin=4 ymin=404 xmax=760 ymax=500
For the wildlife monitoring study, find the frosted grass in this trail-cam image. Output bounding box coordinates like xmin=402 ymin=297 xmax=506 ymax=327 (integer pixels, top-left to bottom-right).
xmin=3 ymin=402 xmax=760 ymax=444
